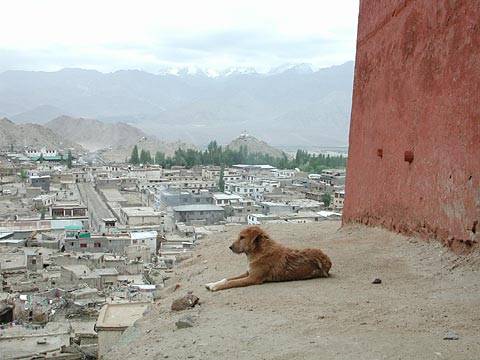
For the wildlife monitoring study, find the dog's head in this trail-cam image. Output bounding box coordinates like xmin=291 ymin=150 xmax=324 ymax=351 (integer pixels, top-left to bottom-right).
xmin=229 ymin=226 xmax=266 ymax=255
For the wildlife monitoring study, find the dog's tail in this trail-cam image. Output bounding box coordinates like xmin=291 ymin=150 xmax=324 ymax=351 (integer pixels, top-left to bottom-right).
xmin=317 ymin=252 xmax=332 ymax=277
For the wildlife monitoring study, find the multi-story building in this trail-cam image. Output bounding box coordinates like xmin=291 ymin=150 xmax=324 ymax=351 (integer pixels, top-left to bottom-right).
xmin=333 ymin=190 xmax=345 ymax=210
xmin=172 ymin=204 xmax=225 ymax=225
xmin=320 ymin=169 xmax=346 ymax=186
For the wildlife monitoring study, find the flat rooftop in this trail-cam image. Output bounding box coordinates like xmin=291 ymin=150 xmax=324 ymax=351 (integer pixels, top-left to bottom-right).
xmin=173 ymin=204 xmax=224 ymax=212
xmin=96 ymin=302 xmax=150 ymax=329
xmin=121 ymin=207 xmax=163 ymax=217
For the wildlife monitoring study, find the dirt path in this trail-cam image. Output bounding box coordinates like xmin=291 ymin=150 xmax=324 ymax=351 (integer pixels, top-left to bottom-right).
xmin=104 ymin=222 xmax=480 ymax=360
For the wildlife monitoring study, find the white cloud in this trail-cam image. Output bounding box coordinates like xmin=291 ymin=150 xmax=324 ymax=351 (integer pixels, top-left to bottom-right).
xmin=0 ymin=0 xmax=359 ymax=72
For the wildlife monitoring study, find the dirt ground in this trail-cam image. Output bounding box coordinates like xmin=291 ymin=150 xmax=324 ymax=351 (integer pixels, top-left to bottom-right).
xmin=104 ymin=221 xmax=480 ymax=360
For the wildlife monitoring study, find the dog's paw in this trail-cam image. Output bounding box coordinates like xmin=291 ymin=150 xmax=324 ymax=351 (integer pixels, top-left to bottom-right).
xmin=205 ymin=282 xmax=216 ymax=291
xmin=205 ymin=279 xmax=227 ymax=292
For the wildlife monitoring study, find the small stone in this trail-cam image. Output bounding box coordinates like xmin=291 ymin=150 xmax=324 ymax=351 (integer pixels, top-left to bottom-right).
xmin=37 ymin=338 xmax=47 ymax=345
xmin=317 ymin=315 xmax=325 ymax=319
xmin=443 ymin=332 xmax=459 ymax=340
xmin=171 ymin=294 xmax=200 ymax=311
xmin=372 ymin=278 xmax=382 ymax=284
xmin=176 ymin=315 xmax=194 ymax=329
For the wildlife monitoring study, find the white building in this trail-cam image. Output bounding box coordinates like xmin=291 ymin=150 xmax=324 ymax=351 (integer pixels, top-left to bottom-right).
xmin=225 ymin=182 xmax=266 ymax=197
xmin=25 ymin=148 xmax=58 ymax=158
xmin=32 ymin=193 xmax=57 ymax=209
xmin=129 ymin=231 xmax=158 ymax=255
xmin=212 ymin=192 xmax=243 ymax=206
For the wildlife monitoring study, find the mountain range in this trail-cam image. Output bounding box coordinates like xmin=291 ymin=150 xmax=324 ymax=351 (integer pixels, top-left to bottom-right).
xmin=0 ymin=62 xmax=354 ymax=147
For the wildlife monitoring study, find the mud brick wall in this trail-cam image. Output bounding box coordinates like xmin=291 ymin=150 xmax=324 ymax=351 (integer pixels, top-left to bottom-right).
xmin=343 ymin=0 xmax=480 ymax=252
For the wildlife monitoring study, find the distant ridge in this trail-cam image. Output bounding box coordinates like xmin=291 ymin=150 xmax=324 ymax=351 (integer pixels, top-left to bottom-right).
xmin=11 ymin=105 xmax=70 ymax=124
xmin=45 ymin=115 xmax=151 ymax=151
xmin=227 ymin=133 xmax=286 ymax=158
xmin=0 ymin=117 xmax=83 ymax=151
xmin=44 ymin=115 xmax=195 ymax=161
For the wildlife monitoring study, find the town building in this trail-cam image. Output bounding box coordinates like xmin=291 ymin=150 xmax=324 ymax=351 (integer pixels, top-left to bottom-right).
xmin=156 ymin=187 xmax=213 ymax=209
xmin=32 ymin=194 xmax=57 ymax=210
xmin=30 ymin=175 xmax=51 ymax=191
xmin=333 ymin=190 xmax=345 ymax=210
xmin=172 ymin=204 xmax=225 ymax=225
xmin=119 ymin=207 xmax=164 ymax=226
xmin=51 ymin=200 xmax=88 ymax=219
xmin=96 ymin=302 xmax=150 ymax=358
xmin=320 ymin=169 xmax=346 ymax=186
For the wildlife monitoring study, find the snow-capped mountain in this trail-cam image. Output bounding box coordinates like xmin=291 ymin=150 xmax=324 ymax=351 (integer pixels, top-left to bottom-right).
xmin=0 ymin=61 xmax=355 ymax=147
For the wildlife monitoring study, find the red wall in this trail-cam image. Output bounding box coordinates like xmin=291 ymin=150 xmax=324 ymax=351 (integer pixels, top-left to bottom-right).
xmin=343 ymin=0 xmax=480 ymax=252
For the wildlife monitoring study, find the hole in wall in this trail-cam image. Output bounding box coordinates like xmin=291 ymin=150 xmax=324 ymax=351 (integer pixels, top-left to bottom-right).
xmin=404 ymin=151 xmax=414 ymax=163
xmin=472 ymin=220 xmax=478 ymax=234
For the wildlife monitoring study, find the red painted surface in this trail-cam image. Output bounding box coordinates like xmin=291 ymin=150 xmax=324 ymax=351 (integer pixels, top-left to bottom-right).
xmin=344 ymin=0 xmax=480 ymax=252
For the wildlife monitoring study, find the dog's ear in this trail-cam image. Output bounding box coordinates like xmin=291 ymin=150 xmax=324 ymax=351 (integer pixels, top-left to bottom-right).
xmin=247 ymin=226 xmax=265 ymax=244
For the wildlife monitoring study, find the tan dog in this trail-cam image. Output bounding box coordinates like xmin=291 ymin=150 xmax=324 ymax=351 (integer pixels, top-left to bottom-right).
xmin=205 ymin=226 xmax=331 ymax=291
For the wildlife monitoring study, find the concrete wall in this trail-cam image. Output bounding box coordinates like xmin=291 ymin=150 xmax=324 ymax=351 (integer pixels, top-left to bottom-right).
xmin=344 ymin=0 xmax=480 ymax=252
xmin=98 ymin=329 xmax=125 ymax=358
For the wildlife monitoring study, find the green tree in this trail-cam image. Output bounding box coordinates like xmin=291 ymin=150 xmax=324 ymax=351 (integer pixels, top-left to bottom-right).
xmin=140 ymin=149 xmax=149 ymax=164
xmin=218 ymin=165 xmax=225 ymax=192
xmin=66 ymin=149 xmax=72 ymax=169
xmin=19 ymin=169 xmax=27 ymax=181
xmin=322 ymin=193 xmax=331 ymax=208
xmin=40 ymin=209 xmax=46 ymax=220
xmin=155 ymin=151 xmax=166 ymax=167
xmin=130 ymin=145 xmax=140 ymax=164
xmin=10 ymin=144 xmax=13 ymax=152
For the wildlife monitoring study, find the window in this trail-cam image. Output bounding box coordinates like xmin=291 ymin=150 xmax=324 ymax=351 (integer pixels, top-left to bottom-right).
xmin=80 ymin=243 xmax=87 ymax=248
xmin=94 ymin=242 xmax=101 ymax=248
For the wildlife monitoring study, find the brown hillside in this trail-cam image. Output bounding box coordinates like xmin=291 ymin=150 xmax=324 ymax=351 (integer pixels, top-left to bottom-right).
xmin=103 ymin=222 xmax=480 ymax=360
xmin=227 ymin=134 xmax=286 ymax=158
xmin=0 ymin=117 xmax=83 ymax=151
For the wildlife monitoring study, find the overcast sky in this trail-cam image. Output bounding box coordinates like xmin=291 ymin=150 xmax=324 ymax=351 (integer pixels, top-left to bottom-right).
xmin=0 ymin=0 xmax=359 ymax=74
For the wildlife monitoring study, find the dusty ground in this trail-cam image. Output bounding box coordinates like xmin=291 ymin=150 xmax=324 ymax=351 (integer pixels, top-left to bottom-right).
xmin=104 ymin=221 xmax=480 ymax=360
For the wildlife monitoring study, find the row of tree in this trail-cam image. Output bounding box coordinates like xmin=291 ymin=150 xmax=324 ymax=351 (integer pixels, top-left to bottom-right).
xmin=129 ymin=141 xmax=347 ymax=173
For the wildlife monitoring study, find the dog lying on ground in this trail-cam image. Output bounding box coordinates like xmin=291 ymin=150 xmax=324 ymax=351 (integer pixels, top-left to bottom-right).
xmin=205 ymin=226 xmax=331 ymax=291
